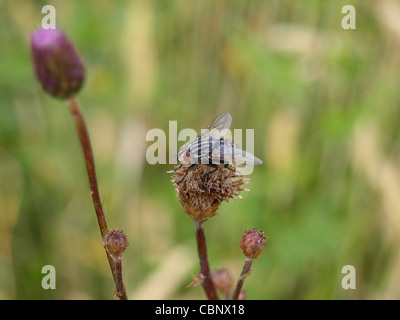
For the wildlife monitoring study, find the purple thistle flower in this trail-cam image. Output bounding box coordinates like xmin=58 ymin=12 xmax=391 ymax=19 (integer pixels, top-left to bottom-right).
xmin=30 ymin=28 xmax=85 ymax=99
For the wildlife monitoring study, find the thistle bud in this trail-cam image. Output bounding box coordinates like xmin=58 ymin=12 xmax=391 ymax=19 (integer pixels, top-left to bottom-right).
xmin=240 ymin=229 xmax=267 ymax=259
xmin=212 ymin=268 xmax=233 ymax=298
xmin=30 ymin=28 xmax=85 ymax=99
xmin=103 ymin=229 xmax=129 ymax=259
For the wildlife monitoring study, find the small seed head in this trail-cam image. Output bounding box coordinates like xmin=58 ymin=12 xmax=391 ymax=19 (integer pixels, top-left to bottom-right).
xmin=240 ymin=229 xmax=267 ymax=259
xmin=103 ymin=229 xmax=129 ymax=259
xmin=212 ymin=268 xmax=233 ymax=297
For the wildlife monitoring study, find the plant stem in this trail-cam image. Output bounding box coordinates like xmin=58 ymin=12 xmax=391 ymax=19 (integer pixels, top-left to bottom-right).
xmin=67 ymin=98 xmax=128 ymax=300
xmin=195 ymin=221 xmax=219 ymax=300
xmin=232 ymin=258 xmax=253 ymax=300
xmin=67 ymin=99 xmax=108 ymax=237
xmin=112 ymin=258 xmax=126 ymax=300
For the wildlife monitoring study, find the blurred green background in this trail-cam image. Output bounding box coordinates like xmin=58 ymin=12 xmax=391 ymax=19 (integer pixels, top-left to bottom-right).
xmin=1 ymin=0 xmax=400 ymax=300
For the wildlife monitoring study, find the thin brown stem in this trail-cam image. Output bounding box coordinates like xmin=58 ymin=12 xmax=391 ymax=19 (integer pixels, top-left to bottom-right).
xmin=232 ymin=258 xmax=253 ymax=300
xmin=67 ymin=98 xmax=128 ymax=300
xmin=112 ymin=258 xmax=126 ymax=300
xmin=195 ymin=221 xmax=219 ymax=300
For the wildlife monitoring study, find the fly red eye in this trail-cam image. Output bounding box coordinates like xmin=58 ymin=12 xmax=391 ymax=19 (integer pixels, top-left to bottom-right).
xmin=185 ymin=151 xmax=191 ymax=158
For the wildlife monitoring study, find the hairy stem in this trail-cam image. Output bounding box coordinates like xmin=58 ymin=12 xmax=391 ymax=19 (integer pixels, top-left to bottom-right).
xmin=195 ymin=221 xmax=218 ymax=300
xmin=67 ymin=98 xmax=128 ymax=300
xmin=232 ymin=258 xmax=253 ymax=300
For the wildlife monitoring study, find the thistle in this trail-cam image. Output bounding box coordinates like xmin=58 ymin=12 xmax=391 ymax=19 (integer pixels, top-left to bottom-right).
xmin=30 ymin=28 xmax=85 ymax=99
xmin=240 ymin=229 xmax=267 ymax=260
xmin=169 ymin=108 xmax=267 ymax=301
xmin=171 ymin=162 xmax=252 ymax=300
xmin=232 ymin=229 xmax=267 ymax=300
xmin=30 ymin=28 xmax=128 ymax=300
xmin=171 ymin=164 xmax=249 ymax=222
xmin=104 ymin=229 xmax=129 ymax=260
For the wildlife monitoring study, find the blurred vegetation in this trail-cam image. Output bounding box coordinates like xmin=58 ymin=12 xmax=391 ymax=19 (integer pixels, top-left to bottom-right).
xmin=1 ymin=0 xmax=400 ymax=299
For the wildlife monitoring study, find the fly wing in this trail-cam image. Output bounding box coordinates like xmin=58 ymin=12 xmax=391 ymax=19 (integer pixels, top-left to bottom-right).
xmin=200 ymin=112 xmax=232 ymax=140
xmin=233 ymin=150 xmax=263 ymax=166
xmin=211 ymin=139 xmax=263 ymax=166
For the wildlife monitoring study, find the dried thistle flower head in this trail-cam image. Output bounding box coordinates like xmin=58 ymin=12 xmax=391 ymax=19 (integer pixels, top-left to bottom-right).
xmin=240 ymin=229 xmax=267 ymax=259
xmin=103 ymin=229 xmax=129 ymax=259
xmin=171 ymin=164 xmax=250 ymax=222
xmin=30 ymin=28 xmax=85 ymax=99
xmin=212 ymin=268 xmax=233 ymax=298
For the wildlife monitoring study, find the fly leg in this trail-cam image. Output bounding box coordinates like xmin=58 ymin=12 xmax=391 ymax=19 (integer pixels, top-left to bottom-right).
xmin=174 ymin=164 xmax=182 ymax=172
xmin=223 ymin=163 xmax=236 ymax=172
xmin=202 ymin=164 xmax=219 ymax=190
xmin=177 ymin=164 xmax=197 ymax=185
